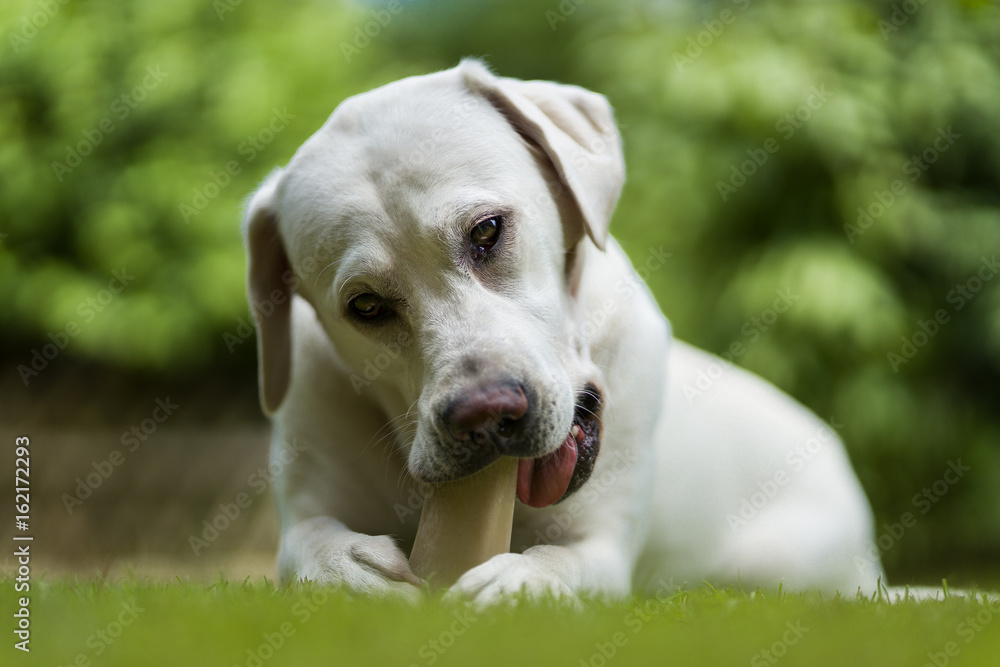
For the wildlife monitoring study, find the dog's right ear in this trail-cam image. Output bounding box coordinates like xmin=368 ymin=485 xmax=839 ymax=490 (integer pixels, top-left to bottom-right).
xmin=460 ymin=59 xmax=624 ymax=252
xmin=243 ymin=170 xmax=292 ymax=415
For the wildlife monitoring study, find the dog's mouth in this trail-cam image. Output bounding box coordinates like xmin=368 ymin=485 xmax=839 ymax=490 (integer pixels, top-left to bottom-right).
xmin=516 ymin=384 xmax=603 ymax=508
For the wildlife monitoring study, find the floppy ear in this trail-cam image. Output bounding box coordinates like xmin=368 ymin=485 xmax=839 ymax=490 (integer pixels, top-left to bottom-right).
xmin=461 ymin=59 xmax=624 ymax=251
xmin=243 ymin=170 xmax=292 ymax=415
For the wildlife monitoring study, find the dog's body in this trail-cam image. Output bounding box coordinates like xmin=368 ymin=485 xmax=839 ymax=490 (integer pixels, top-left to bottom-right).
xmin=244 ymin=61 xmax=884 ymax=603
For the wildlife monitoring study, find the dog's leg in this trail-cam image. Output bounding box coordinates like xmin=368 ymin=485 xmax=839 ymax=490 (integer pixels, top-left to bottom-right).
xmin=446 ymin=537 xmax=635 ymax=605
xmin=278 ymin=515 xmax=422 ymax=599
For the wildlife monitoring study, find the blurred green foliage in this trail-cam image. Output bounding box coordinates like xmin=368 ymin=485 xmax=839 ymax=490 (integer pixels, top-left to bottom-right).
xmin=1 ymin=0 xmax=998 ymax=579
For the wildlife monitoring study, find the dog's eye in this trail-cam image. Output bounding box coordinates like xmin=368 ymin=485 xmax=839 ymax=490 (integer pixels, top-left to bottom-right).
xmin=349 ymin=293 xmax=386 ymax=319
xmin=470 ymin=215 xmax=503 ymax=254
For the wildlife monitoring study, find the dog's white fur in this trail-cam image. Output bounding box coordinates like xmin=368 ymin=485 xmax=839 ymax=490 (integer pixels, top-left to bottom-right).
xmin=243 ymin=60 xmax=885 ymax=604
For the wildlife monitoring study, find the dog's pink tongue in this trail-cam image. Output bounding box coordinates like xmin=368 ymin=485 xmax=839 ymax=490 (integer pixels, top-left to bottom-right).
xmin=516 ymin=435 xmax=577 ymax=508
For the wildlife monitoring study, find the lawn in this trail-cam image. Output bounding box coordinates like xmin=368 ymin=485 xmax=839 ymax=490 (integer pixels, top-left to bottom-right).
xmin=4 ymin=579 xmax=1000 ymax=666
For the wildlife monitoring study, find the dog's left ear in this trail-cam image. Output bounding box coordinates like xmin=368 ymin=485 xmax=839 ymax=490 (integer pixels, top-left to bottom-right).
xmin=461 ymin=60 xmax=624 ymax=251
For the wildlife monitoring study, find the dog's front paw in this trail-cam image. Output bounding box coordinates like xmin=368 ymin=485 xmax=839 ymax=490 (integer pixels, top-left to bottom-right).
xmin=446 ymin=548 xmax=575 ymax=606
xmin=297 ymin=533 xmax=422 ymax=601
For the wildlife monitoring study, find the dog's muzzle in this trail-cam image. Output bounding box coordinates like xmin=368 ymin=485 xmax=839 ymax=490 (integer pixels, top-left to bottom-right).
xmin=438 ymin=381 xmax=603 ymax=508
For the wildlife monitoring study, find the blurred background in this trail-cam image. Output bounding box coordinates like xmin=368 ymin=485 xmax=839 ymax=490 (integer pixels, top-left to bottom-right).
xmin=1 ymin=0 xmax=998 ymax=587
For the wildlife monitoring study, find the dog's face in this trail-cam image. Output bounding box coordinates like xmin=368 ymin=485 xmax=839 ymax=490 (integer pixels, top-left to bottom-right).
xmin=244 ymin=61 xmax=624 ymax=508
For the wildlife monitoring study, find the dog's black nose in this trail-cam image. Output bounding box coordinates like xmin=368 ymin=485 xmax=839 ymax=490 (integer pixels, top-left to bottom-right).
xmin=444 ymin=381 xmax=528 ymax=448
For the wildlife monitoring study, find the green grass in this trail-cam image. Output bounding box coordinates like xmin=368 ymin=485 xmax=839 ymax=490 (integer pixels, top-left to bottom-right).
xmin=4 ymin=579 xmax=1000 ymax=666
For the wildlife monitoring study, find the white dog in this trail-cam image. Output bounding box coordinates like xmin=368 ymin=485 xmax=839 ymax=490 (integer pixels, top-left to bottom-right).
xmin=242 ymin=60 xmax=885 ymax=604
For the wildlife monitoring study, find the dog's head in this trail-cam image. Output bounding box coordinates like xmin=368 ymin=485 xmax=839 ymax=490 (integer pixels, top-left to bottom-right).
xmin=243 ymin=60 xmax=624 ymax=508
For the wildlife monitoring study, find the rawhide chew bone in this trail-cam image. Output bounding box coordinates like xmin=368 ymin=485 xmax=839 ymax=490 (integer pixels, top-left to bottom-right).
xmin=409 ymin=456 xmax=518 ymax=587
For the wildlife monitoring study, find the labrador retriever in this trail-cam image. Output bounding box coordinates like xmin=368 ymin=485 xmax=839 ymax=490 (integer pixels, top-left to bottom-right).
xmin=242 ymin=60 xmax=886 ymax=604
